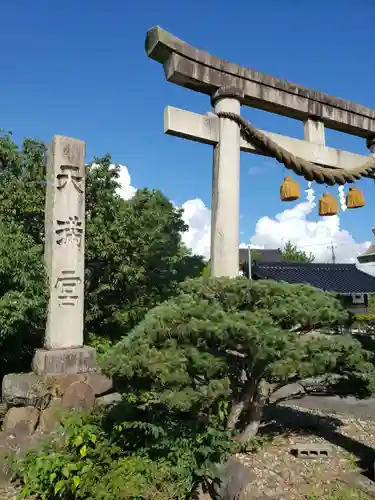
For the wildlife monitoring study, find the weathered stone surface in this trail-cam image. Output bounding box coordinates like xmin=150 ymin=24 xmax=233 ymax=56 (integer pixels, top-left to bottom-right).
xmin=209 ymin=457 xmax=254 ymax=500
xmin=61 ymin=381 xmax=95 ymax=411
xmin=146 ymin=26 xmax=375 ymax=138
xmin=2 ymin=373 xmax=51 ymax=410
xmin=38 ymin=399 xmax=63 ymax=434
xmin=86 ymin=373 xmax=113 ymax=396
xmin=3 ymin=407 xmax=39 ymax=437
xmin=33 ymin=346 xmax=98 ymax=376
xmin=44 ymin=135 xmax=86 ymax=349
xmin=96 ymin=392 xmax=122 ymax=406
xmin=165 ymin=106 xmax=370 ymax=172
xmin=211 ymin=88 xmax=241 ymax=278
xmin=50 ymin=373 xmax=86 ymax=397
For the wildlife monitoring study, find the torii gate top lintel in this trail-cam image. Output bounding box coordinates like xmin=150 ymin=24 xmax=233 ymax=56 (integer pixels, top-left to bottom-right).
xmin=146 ymin=26 xmax=375 ymax=140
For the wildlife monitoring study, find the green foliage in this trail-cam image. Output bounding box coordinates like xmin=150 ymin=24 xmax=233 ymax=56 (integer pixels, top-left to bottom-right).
xmin=12 ymin=404 xmax=234 ymax=499
xmin=354 ymin=314 xmax=375 ymax=325
xmin=351 ymin=314 xmax=375 ymax=336
xmin=368 ymin=295 xmax=375 ymax=315
xmin=201 ymin=262 xmax=211 ymax=277
xmin=103 ymin=277 xmax=375 ymax=443
xmin=85 ymin=163 xmax=205 ymax=340
xmin=250 ymin=249 xmax=262 ymax=261
xmin=282 ymin=240 xmax=315 ymax=263
xmin=0 ymin=134 xmax=204 ymax=375
xmin=0 ymin=220 xmax=47 ymax=373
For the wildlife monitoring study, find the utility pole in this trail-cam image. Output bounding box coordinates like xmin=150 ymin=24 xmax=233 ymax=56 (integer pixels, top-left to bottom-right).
xmin=248 ymin=246 xmax=252 ymax=280
xmin=330 ymin=241 xmax=336 ymax=264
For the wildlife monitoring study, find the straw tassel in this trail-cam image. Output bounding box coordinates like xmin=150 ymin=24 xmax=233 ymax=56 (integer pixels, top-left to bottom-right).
xmin=319 ymin=193 xmax=338 ymax=216
xmin=280 ymin=176 xmax=300 ymax=202
xmin=346 ymin=187 xmax=365 ymax=209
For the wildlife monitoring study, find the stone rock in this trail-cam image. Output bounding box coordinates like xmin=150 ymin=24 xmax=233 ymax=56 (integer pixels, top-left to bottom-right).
xmin=50 ymin=374 xmax=86 ymax=397
xmin=3 ymin=406 xmax=39 ymax=438
xmin=209 ymin=457 xmax=254 ymax=500
xmin=38 ymin=399 xmax=63 ymax=434
xmin=96 ymin=392 xmax=122 ymax=406
xmin=61 ymin=381 xmax=95 ymax=411
xmin=86 ymin=373 xmax=113 ymax=396
xmin=2 ymin=373 xmax=51 ymax=410
xmin=33 ymin=346 xmax=98 ymax=376
xmin=5 ymin=430 xmax=45 ymax=459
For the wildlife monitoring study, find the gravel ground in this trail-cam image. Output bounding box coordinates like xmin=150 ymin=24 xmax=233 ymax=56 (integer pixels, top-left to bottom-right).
xmin=237 ymin=403 xmax=375 ymax=499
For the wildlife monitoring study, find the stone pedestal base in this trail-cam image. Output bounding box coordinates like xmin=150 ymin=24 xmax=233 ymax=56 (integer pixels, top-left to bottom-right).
xmin=32 ymin=346 xmax=98 ymax=376
xmin=0 ymin=346 xmax=120 ymax=458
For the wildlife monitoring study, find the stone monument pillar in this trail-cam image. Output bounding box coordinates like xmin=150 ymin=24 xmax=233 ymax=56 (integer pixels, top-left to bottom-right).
xmin=33 ymin=136 xmax=96 ymax=376
xmin=211 ymin=87 xmax=244 ymax=278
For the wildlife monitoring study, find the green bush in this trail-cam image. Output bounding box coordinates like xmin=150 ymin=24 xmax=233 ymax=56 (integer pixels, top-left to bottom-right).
xmin=12 ymin=403 xmax=234 ymax=499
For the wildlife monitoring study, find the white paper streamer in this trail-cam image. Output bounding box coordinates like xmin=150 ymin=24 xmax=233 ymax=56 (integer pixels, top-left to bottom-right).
xmin=305 ymin=181 xmax=316 ymax=209
xmin=338 ymin=185 xmax=347 ymax=212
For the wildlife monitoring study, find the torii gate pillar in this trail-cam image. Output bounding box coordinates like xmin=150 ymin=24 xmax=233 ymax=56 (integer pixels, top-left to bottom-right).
xmin=211 ymin=87 xmax=244 ymax=277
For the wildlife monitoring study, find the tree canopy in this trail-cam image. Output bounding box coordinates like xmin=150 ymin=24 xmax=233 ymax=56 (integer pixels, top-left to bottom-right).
xmin=281 ymin=240 xmax=315 ymax=263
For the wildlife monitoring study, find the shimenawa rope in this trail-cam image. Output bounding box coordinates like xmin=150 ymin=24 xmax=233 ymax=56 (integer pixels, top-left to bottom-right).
xmin=216 ymin=112 xmax=375 ymax=186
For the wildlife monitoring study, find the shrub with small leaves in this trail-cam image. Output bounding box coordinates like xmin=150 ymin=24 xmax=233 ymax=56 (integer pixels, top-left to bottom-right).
xmin=12 ymin=404 xmax=235 ymax=499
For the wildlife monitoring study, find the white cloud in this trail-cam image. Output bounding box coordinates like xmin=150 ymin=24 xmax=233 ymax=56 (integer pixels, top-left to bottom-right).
xmin=92 ymin=162 xmax=137 ymax=200
xmin=180 ymin=199 xmax=211 ymax=258
xmin=114 ymin=164 xmax=137 ymax=200
xmin=248 ymin=201 xmax=375 ymax=276
xmin=249 ymin=201 xmax=371 ymax=264
xmin=114 ymin=164 xmax=375 ymax=272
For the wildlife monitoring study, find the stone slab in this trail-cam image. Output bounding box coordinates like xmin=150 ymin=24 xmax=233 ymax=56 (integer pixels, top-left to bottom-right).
xmin=146 ymin=26 xmax=375 ymax=138
xmin=32 ymin=347 xmax=98 ymax=376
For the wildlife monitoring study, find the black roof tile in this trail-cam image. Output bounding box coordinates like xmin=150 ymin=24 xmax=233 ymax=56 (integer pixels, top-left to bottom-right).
xmin=239 ymin=248 xmax=283 ymax=264
xmin=253 ymin=261 xmax=375 ymax=295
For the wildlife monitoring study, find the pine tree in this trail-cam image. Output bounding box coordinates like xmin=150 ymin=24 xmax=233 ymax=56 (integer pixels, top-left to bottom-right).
xmin=104 ymin=277 xmax=375 ymax=442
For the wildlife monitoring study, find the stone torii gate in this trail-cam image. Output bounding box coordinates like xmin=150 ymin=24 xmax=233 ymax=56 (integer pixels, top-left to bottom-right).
xmin=145 ymin=26 xmax=375 ymax=277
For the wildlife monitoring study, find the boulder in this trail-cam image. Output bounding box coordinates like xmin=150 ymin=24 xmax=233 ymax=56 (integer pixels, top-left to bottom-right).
xmin=61 ymin=381 xmax=95 ymax=411
xmin=50 ymin=374 xmax=86 ymax=397
xmin=2 ymin=373 xmax=51 ymax=409
xmin=96 ymin=392 xmax=122 ymax=406
xmin=38 ymin=399 xmax=63 ymax=434
xmin=208 ymin=457 xmax=254 ymax=500
xmin=86 ymin=373 xmax=113 ymax=396
xmin=3 ymin=406 xmax=39 ymax=438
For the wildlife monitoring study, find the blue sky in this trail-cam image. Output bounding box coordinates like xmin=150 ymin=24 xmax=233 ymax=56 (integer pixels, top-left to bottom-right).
xmin=1 ymin=0 xmax=374 ymax=259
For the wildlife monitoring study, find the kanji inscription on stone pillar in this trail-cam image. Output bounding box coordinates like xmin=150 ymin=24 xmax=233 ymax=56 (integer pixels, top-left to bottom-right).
xmin=44 ymin=136 xmax=85 ymax=349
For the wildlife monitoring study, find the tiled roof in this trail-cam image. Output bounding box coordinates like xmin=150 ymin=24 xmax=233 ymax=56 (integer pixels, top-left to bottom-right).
xmin=239 ymin=248 xmax=283 ymax=265
xmin=253 ymin=261 xmax=375 ymax=295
